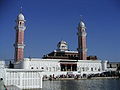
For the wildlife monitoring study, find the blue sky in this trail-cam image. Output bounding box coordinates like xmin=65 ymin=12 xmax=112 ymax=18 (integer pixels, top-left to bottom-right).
xmin=0 ymin=0 xmax=120 ymax=61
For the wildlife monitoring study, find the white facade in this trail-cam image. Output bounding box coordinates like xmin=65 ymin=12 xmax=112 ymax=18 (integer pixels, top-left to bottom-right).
xmin=14 ymin=58 xmax=61 ymax=72
xmin=14 ymin=58 xmax=108 ymax=76
xmin=77 ymin=60 xmax=107 ymax=75
xmin=0 ymin=58 xmax=108 ymax=89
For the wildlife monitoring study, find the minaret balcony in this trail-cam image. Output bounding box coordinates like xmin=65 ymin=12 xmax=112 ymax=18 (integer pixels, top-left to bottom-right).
xmin=77 ymin=26 xmax=86 ymax=30
xmin=81 ymin=32 xmax=87 ymax=36
xmin=77 ymin=48 xmax=87 ymax=52
xmin=77 ymin=32 xmax=87 ymax=37
xmin=14 ymin=44 xmax=25 ymax=48
xmin=15 ymin=26 xmax=26 ymax=31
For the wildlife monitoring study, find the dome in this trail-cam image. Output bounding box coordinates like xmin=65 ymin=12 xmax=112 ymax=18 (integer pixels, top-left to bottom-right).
xmin=57 ymin=40 xmax=68 ymax=51
xmin=17 ymin=13 xmax=25 ymax=20
xmin=79 ymin=21 xmax=85 ymax=27
xmin=58 ymin=40 xmax=67 ymax=45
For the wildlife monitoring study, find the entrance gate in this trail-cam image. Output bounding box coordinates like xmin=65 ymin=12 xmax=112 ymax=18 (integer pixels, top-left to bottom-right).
xmin=60 ymin=63 xmax=77 ymax=71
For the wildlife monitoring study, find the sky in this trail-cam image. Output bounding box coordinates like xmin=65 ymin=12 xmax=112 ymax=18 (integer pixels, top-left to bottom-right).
xmin=0 ymin=0 xmax=120 ymax=61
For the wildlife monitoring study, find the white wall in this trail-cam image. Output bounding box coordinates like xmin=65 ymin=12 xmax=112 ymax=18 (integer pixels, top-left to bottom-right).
xmin=14 ymin=58 xmax=107 ymax=75
xmin=0 ymin=69 xmax=43 ymax=89
xmin=21 ymin=58 xmax=61 ymax=72
xmin=77 ymin=60 xmax=104 ymax=75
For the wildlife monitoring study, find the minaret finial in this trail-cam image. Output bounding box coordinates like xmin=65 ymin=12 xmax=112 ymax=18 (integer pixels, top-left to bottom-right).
xmin=60 ymin=37 xmax=63 ymax=41
xmin=19 ymin=0 xmax=23 ymax=13
xmin=20 ymin=6 xmax=22 ymax=13
xmin=80 ymin=15 xmax=83 ymax=21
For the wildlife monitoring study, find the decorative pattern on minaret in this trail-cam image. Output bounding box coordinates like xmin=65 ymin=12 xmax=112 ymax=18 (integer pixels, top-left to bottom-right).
xmin=77 ymin=21 xmax=87 ymax=60
xmin=14 ymin=12 xmax=26 ymax=62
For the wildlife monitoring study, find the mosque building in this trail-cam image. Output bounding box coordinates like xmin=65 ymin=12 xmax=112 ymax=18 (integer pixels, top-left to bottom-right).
xmin=0 ymin=8 xmax=120 ymax=90
xmin=2 ymin=8 xmax=120 ymax=90
xmin=12 ymin=10 xmax=108 ymax=75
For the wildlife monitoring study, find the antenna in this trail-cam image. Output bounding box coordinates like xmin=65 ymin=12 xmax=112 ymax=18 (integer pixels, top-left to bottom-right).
xmin=20 ymin=6 xmax=22 ymax=13
xmin=19 ymin=0 xmax=23 ymax=13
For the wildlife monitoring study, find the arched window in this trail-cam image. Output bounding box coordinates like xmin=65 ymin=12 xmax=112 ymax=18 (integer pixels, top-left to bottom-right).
xmin=19 ymin=22 xmax=22 ymax=25
xmin=91 ymin=68 xmax=93 ymax=71
xmin=98 ymin=68 xmax=100 ymax=71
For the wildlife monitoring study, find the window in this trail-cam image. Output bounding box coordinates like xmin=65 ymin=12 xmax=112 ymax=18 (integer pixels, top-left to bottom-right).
xmin=82 ymin=68 xmax=85 ymax=71
xmin=117 ymin=64 xmax=118 ymax=67
xmin=62 ymin=46 xmax=65 ymax=48
xmin=91 ymin=68 xmax=93 ymax=71
xmin=49 ymin=67 xmax=51 ymax=71
xmin=53 ymin=67 xmax=55 ymax=71
xmin=110 ymin=64 xmax=112 ymax=68
xmin=95 ymin=67 xmax=97 ymax=70
xmin=46 ymin=67 xmax=48 ymax=70
xmin=98 ymin=68 xmax=100 ymax=71
xmin=71 ymin=55 xmax=73 ymax=57
xmin=19 ymin=22 xmax=22 ymax=26
xmin=41 ymin=67 xmax=44 ymax=69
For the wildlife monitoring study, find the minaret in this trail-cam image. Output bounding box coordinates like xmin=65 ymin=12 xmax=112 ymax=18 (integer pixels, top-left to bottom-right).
xmin=14 ymin=9 xmax=26 ymax=62
xmin=77 ymin=20 xmax=87 ymax=60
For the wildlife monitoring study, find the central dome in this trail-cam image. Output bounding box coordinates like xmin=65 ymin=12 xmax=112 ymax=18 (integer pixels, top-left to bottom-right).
xmin=57 ymin=40 xmax=68 ymax=51
xmin=59 ymin=40 xmax=67 ymax=44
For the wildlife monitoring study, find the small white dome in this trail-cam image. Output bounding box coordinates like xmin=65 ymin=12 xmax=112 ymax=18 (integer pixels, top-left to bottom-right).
xmin=80 ymin=21 xmax=85 ymax=27
xmin=57 ymin=40 xmax=68 ymax=51
xmin=17 ymin=13 xmax=25 ymax=20
xmin=59 ymin=40 xmax=67 ymax=44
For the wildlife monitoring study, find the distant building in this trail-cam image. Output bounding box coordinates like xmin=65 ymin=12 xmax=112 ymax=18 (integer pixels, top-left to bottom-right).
xmin=107 ymin=62 xmax=120 ymax=71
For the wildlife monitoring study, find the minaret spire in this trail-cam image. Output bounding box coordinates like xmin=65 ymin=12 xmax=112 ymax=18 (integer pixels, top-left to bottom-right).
xmin=19 ymin=0 xmax=23 ymax=13
xmin=77 ymin=16 xmax=87 ymax=60
xmin=80 ymin=15 xmax=83 ymax=21
xmin=20 ymin=6 xmax=22 ymax=13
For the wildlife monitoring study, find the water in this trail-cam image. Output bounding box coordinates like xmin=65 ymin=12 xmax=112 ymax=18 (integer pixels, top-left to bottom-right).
xmin=42 ymin=79 xmax=120 ymax=90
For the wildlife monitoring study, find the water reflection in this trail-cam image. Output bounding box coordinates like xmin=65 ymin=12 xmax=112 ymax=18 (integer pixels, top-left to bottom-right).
xmin=42 ymin=79 xmax=120 ymax=90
